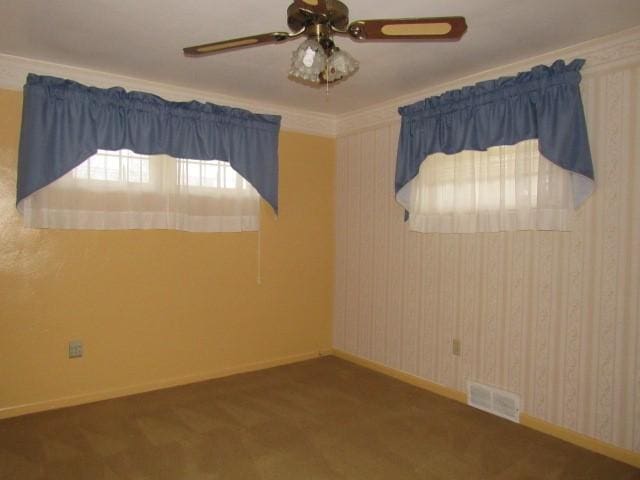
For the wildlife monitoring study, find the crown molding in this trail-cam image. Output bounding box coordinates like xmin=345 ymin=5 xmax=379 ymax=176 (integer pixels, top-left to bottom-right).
xmin=0 ymin=53 xmax=337 ymax=138
xmin=2 ymin=25 xmax=639 ymax=139
xmin=335 ymin=26 xmax=640 ymax=136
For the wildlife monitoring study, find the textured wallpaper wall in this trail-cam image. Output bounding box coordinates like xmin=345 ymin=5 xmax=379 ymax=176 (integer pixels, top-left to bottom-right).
xmin=333 ymin=53 xmax=640 ymax=452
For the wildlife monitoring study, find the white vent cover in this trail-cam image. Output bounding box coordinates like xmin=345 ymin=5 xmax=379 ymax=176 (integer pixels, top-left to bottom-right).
xmin=467 ymin=381 xmax=521 ymax=423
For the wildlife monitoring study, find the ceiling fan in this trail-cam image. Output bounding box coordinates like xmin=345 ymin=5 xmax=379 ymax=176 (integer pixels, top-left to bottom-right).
xmin=183 ymin=0 xmax=467 ymax=85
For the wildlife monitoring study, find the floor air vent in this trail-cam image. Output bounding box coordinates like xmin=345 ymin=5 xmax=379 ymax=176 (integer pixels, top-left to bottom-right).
xmin=467 ymin=381 xmax=520 ymax=423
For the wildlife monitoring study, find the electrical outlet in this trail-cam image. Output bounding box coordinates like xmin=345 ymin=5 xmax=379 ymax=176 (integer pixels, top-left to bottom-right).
xmin=68 ymin=340 xmax=83 ymax=359
xmin=452 ymin=338 xmax=461 ymax=356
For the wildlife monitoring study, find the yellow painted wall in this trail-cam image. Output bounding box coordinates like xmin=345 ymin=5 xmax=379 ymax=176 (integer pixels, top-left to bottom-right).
xmin=0 ymin=89 xmax=335 ymax=416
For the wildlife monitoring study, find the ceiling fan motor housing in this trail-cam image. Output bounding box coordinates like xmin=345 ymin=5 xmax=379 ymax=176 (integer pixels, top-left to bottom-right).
xmin=287 ymin=0 xmax=350 ymax=34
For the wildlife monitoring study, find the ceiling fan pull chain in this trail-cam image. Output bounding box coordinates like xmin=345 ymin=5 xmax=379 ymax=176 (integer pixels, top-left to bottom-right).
xmin=326 ymin=64 xmax=330 ymax=96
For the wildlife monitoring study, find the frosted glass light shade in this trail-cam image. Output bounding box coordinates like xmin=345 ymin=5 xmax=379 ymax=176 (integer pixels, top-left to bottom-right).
xmin=289 ymin=39 xmax=327 ymax=83
xmin=322 ymin=48 xmax=359 ymax=83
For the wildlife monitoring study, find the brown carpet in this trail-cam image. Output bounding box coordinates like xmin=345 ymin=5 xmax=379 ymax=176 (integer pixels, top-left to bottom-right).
xmin=0 ymin=356 xmax=638 ymax=479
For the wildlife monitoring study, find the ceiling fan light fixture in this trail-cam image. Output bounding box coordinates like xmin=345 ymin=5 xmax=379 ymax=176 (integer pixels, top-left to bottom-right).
xmin=184 ymin=1 xmax=467 ymax=87
xmin=289 ymin=38 xmax=327 ymax=82
xmin=321 ymin=47 xmax=359 ymax=83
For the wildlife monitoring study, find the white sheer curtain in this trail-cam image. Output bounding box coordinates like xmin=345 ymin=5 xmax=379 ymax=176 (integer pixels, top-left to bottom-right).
xmin=408 ymin=139 xmax=573 ymax=233
xmin=19 ymin=150 xmax=260 ymax=232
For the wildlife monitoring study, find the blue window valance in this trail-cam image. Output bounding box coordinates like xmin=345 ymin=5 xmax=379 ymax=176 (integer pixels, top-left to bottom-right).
xmin=17 ymin=74 xmax=281 ymax=213
xmin=396 ymin=59 xmax=594 ymax=212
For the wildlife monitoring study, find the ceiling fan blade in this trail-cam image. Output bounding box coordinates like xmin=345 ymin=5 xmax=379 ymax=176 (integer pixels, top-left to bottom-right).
xmin=183 ymin=32 xmax=292 ymax=56
xmin=347 ymin=17 xmax=467 ymax=41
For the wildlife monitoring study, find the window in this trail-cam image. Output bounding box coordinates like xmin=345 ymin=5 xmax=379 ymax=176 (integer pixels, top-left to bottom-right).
xmin=17 ymin=73 xmax=281 ymax=221
xmin=408 ymin=139 xmax=573 ymax=233
xmin=20 ymin=150 xmax=260 ymax=232
xmin=73 ymin=150 xmax=150 ymax=184
xmin=415 ymin=145 xmax=539 ymax=212
xmin=177 ymin=159 xmax=250 ymax=190
xmin=70 ymin=150 xmax=251 ymax=191
xmin=395 ymin=61 xmax=594 ymax=232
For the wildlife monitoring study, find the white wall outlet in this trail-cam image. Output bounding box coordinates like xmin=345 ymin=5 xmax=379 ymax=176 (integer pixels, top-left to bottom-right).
xmin=68 ymin=340 xmax=83 ymax=359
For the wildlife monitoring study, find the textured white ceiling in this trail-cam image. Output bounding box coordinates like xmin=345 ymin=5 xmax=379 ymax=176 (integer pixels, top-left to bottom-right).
xmin=1 ymin=0 xmax=639 ymax=114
